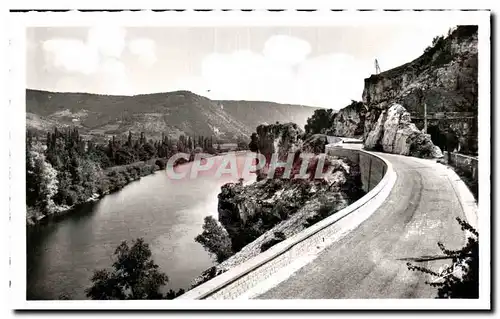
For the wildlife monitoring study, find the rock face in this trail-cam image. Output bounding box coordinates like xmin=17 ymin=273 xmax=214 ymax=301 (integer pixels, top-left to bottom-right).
xmin=365 ymin=104 xmax=443 ymax=158
xmin=327 ymin=101 xmax=367 ymax=138
xmin=331 ymin=26 xmax=478 ymax=157
xmin=191 ymin=122 xmax=365 ymax=287
xmin=252 ymin=122 xmax=304 ymax=180
xmin=362 ymin=26 xmax=477 ymax=113
xmin=301 ymin=134 xmax=328 ymax=154
xmin=255 ymin=122 xmax=303 ymax=161
xmin=210 ymin=154 xmax=364 ymax=280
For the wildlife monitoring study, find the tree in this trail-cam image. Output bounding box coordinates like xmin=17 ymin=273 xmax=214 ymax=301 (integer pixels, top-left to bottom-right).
xmin=165 ymin=288 xmax=185 ymax=300
xmin=85 ymin=238 xmax=168 ymax=300
xmin=304 ymin=108 xmax=334 ymax=135
xmin=406 ymin=218 xmax=478 ymax=298
xmin=249 ymin=133 xmax=259 ymax=152
xmin=26 ymin=142 xmax=59 ymax=213
xmin=195 ymin=216 xmax=233 ymax=263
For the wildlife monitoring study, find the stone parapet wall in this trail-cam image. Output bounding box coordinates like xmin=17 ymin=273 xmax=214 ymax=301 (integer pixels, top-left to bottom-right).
xmin=177 ymin=146 xmax=395 ymax=300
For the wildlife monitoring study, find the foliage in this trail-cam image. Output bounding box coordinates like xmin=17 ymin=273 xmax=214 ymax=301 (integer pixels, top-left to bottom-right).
xmin=422 ymin=33 xmax=453 ymax=66
xmin=165 ymin=288 xmax=185 ymax=300
xmin=190 ymin=266 xmax=222 ymax=289
xmin=195 ymin=216 xmax=234 ymax=263
xmin=85 ymin=238 xmax=169 ymax=300
xmin=304 ymin=108 xmax=335 ymax=135
xmin=406 ymin=218 xmax=479 ymax=298
xmin=303 ymin=203 xmax=336 ymax=228
xmin=26 ymin=127 xmax=217 ymax=223
xmin=249 ymin=132 xmax=259 ymax=152
xmin=260 ymin=231 xmax=287 ymax=252
xmin=26 ymin=136 xmax=59 ymax=214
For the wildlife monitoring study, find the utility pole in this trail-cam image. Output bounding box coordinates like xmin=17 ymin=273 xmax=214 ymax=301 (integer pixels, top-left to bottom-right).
xmin=375 ymin=59 xmax=381 ymax=74
xmin=423 ymin=103 xmax=428 ymax=134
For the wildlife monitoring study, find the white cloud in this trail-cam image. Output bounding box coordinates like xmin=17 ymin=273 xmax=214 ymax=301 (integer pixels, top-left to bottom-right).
xmin=95 ymin=58 xmax=132 ymax=95
xmin=128 ymin=38 xmax=157 ymax=66
xmin=87 ymin=25 xmax=126 ymax=59
xmin=296 ymin=53 xmax=372 ymax=108
xmin=43 ymin=39 xmax=99 ymax=75
xmin=195 ymin=35 xmax=369 ymax=109
xmin=42 ymin=26 xmax=134 ymax=95
xmin=42 ymin=25 xmax=127 ymax=76
xmin=263 ymin=35 xmax=311 ymax=66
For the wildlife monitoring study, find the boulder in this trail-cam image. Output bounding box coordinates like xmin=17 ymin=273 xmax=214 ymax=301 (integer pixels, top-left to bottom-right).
xmin=364 ymin=104 xmax=443 ymax=158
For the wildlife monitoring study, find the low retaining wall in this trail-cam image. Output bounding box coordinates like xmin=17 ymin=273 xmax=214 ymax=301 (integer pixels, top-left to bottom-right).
xmin=177 ymin=147 xmax=395 ymax=300
xmin=325 ymin=146 xmax=386 ymax=193
xmin=443 ymin=151 xmax=478 ymax=182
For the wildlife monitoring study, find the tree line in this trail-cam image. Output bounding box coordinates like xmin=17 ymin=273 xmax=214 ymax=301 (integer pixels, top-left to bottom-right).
xmin=26 ymin=127 xmax=219 ymax=224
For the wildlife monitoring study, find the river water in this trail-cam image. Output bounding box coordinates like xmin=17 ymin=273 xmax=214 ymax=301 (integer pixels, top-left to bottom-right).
xmin=27 ymin=153 xmax=255 ymax=300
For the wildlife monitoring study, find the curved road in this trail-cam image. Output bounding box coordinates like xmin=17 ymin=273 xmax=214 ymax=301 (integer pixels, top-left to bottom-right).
xmin=258 ymin=152 xmax=468 ymax=299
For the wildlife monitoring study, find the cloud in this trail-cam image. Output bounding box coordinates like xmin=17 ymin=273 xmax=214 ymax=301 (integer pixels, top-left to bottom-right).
xmin=200 ymin=49 xmax=295 ymax=102
xmin=42 ymin=26 xmax=134 ymax=95
xmin=42 ymin=38 xmax=99 ymax=75
xmin=263 ymin=35 xmax=311 ymax=66
xmin=87 ymin=25 xmax=126 ymax=59
xmin=95 ymin=58 xmax=132 ymax=95
xmin=128 ymin=38 xmax=157 ymax=66
xmin=296 ymin=53 xmax=372 ymax=108
xmin=196 ymin=35 xmax=369 ymax=108
xmin=42 ymin=25 xmax=127 ymax=75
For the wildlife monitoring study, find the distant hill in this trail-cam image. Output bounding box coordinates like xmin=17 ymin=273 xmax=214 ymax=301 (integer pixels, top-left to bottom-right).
xmin=26 ymin=89 xmax=318 ymax=142
xmin=216 ymin=100 xmax=319 ymax=130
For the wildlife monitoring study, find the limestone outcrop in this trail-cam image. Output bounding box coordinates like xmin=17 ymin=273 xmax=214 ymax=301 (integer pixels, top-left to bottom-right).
xmin=330 ymin=26 xmax=478 ymax=157
xmin=327 ymin=101 xmax=367 ymax=138
xmin=204 ymin=154 xmax=363 ymax=284
xmin=364 ymin=104 xmax=443 ymax=158
xmin=255 ymin=122 xmax=303 ymax=161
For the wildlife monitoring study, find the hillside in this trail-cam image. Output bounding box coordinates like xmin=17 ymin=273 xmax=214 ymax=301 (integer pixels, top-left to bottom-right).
xmin=216 ymin=100 xmax=319 ymax=130
xmin=26 ymin=89 xmax=317 ymax=142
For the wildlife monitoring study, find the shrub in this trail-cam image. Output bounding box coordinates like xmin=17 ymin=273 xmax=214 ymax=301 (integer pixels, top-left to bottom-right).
xmin=195 ymin=216 xmax=234 ymax=263
xmin=260 ymin=231 xmax=287 ymax=252
xmin=303 ymin=203 xmax=336 ymax=228
xmin=406 ymin=218 xmax=478 ymax=298
xmin=85 ymin=238 xmax=169 ymax=300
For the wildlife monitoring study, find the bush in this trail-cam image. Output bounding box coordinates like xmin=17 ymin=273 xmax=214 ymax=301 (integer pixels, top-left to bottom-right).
xmin=406 ymin=218 xmax=478 ymax=298
xmin=303 ymin=203 xmax=336 ymax=228
xmin=260 ymin=231 xmax=287 ymax=252
xmin=85 ymin=238 xmax=169 ymax=300
xmin=195 ymin=216 xmax=234 ymax=263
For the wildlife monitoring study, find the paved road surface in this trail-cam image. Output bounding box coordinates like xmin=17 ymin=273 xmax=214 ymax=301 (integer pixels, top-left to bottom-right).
xmin=258 ymin=153 xmax=467 ymax=299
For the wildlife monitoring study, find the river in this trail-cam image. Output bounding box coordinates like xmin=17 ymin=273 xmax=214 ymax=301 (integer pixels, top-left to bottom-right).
xmin=27 ymin=152 xmax=255 ymax=300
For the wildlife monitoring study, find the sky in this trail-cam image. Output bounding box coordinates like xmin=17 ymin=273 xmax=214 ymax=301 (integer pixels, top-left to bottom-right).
xmin=26 ymin=24 xmax=454 ymax=109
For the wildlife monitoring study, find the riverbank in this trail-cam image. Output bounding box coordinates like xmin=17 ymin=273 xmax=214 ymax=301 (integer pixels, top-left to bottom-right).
xmin=27 ymin=151 xmax=253 ymax=300
xmin=27 ymin=159 xmax=161 ymax=227
xmin=27 ymin=150 xmax=249 ymax=227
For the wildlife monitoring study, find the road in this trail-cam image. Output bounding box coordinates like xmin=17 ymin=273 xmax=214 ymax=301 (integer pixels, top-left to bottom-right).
xmin=257 ymin=152 xmax=468 ymax=299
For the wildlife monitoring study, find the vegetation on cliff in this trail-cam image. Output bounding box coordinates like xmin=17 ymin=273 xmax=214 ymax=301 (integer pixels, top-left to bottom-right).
xmin=304 ymin=25 xmax=478 ymax=158
xmin=192 ymin=122 xmax=365 ymax=287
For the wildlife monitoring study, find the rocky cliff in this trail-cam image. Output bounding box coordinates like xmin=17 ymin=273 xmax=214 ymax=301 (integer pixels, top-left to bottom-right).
xmin=332 ymin=25 xmax=478 ymax=156
xmin=328 ymin=101 xmax=367 ymax=138
xmin=255 ymin=122 xmax=304 ymax=163
xmin=192 ymin=123 xmax=363 ymax=287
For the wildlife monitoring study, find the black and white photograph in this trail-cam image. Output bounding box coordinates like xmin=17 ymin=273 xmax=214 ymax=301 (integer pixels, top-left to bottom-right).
xmin=5 ymin=8 xmax=491 ymax=311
